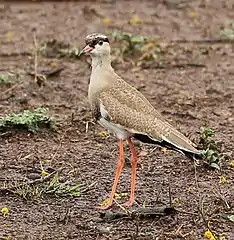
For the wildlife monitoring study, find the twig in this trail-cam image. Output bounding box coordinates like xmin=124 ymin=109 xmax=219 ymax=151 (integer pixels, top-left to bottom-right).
xmin=33 ymin=29 xmax=39 ymax=83
xmin=2 ymin=84 xmax=18 ymax=95
xmin=168 ymin=182 xmax=172 ymax=207
xmin=50 ymin=128 xmax=71 ymax=163
xmin=194 ymin=163 xmax=218 ymax=240
xmin=211 ymin=187 xmax=231 ymax=210
xmin=113 ymin=198 xmax=132 ymax=215
xmin=99 ymin=205 xmax=176 ymax=222
xmin=172 ymin=39 xmax=234 ymax=44
xmin=175 ymin=209 xmax=199 ymax=216
xmin=0 ymin=51 xmax=31 ymax=57
xmin=80 ymin=181 xmax=97 ymax=193
xmin=142 ymin=63 xmax=206 ymax=69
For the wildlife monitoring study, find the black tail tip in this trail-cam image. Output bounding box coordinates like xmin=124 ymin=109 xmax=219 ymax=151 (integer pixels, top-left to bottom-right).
xmin=185 ymin=151 xmax=204 ymax=161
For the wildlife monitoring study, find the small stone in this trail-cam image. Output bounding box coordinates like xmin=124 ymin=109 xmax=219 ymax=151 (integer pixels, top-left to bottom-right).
xmin=98 ymin=226 xmax=112 ymax=234
xmin=27 ymin=173 xmax=41 ymax=180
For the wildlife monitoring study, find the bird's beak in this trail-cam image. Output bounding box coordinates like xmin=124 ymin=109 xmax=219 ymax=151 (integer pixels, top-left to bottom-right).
xmin=79 ymin=45 xmax=94 ymax=56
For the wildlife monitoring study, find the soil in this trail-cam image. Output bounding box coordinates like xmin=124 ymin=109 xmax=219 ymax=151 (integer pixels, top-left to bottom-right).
xmin=0 ymin=1 xmax=234 ymax=240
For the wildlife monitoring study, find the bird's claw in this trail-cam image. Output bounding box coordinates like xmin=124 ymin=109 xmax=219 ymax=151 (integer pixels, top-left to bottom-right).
xmin=123 ymin=200 xmax=134 ymax=207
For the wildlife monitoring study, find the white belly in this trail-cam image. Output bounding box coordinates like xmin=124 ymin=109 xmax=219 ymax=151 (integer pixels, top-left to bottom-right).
xmin=98 ymin=118 xmax=132 ymax=140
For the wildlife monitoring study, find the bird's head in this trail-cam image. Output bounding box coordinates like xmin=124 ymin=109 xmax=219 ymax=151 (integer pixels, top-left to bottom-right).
xmin=79 ymin=33 xmax=110 ymax=57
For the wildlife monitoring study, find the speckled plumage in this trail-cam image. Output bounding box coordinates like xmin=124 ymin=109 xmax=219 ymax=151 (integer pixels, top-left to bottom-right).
xmin=86 ymin=33 xmax=201 ymax=157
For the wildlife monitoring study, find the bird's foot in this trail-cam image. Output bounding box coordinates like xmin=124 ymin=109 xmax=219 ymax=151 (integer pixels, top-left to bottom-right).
xmin=123 ymin=199 xmax=134 ymax=207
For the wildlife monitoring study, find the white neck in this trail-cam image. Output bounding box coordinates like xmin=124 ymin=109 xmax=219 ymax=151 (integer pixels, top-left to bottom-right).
xmin=91 ymin=54 xmax=111 ymax=72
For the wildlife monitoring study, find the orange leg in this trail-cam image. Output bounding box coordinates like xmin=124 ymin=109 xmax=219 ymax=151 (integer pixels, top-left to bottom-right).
xmin=124 ymin=138 xmax=137 ymax=207
xmin=98 ymin=139 xmax=125 ymax=210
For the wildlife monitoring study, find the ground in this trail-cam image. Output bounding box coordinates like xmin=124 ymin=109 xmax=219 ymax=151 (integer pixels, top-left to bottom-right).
xmin=0 ymin=1 xmax=234 ymax=240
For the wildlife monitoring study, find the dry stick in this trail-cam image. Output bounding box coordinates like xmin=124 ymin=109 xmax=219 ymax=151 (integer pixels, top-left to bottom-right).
xmin=194 ymin=163 xmax=218 ymax=240
xmin=33 ymin=30 xmax=38 ymax=83
xmin=50 ymin=127 xmax=71 ymax=163
xmin=172 ymin=39 xmax=234 ymax=44
xmin=168 ymin=181 xmax=172 ymax=207
xmin=212 ymin=187 xmax=230 ymax=210
xmin=113 ymin=198 xmax=132 ymax=215
xmin=0 ymin=51 xmax=31 ymax=57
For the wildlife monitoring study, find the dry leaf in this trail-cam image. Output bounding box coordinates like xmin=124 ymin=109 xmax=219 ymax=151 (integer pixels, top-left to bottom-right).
xmin=103 ymin=17 xmax=111 ymax=25
xmin=7 ymin=32 xmax=14 ymax=41
xmin=98 ymin=131 xmax=108 ymax=137
xmin=230 ymin=160 xmax=234 ymax=168
xmin=189 ymin=12 xmax=197 ymax=18
xmin=1 ymin=207 xmax=9 ymax=216
xmin=129 ymin=15 xmax=142 ymax=25
xmin=219 ymin=176 xmax=227 ymax=184
xmin=160 ymin=147 xmax=172 ymax=153
xmin=41 ymin=169 xmax=49 ymax=177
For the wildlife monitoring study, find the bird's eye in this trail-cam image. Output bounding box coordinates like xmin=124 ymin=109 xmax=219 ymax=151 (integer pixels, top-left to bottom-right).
xmin=98 ymin=41 xmax=103 ymax=46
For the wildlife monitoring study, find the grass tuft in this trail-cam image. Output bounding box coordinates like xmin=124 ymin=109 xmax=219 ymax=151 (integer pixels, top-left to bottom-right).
xmin=0 ymin=107 xmax=56 ymax=132
xmin=44 ymin=173 xmax=81 ymax=197
xmin=7 ymin=172 xmax=94 ymax=201
xmin=0 ymin=74 xmax=10 ymax=84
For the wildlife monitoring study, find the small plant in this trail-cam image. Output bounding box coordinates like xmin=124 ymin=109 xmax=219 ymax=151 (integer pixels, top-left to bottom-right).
xmin=197 ymin=127 xmax=220 ymax=169
xmin=220 ymin=21 xmax=234 ymax=40
xmin=0 ymin=107 xmax=56 ymax=132
xmin=39 ymin=39 xmax=80 ymax=58
xmin=0 ymin=74 xmax=10 ymax=83
xmin=110 ymin=30 xmax=160 ymax=60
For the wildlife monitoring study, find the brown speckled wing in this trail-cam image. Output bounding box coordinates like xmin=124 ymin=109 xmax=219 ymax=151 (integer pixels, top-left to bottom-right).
xmin=98 ymin=82 xmax=200 ymax=154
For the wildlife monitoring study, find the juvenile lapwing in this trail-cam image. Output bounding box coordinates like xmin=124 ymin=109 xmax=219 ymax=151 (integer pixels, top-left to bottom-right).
xmin=79 ymin=33 xmax=202 ymax=209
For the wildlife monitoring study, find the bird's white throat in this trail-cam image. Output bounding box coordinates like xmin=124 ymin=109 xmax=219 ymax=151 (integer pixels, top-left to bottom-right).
xmin=91 ymin=54 xmax=112 ymax=72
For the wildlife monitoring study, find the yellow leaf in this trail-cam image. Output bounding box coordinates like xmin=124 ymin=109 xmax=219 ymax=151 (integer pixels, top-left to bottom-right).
xmin=161 ymin=147 xmax=172 ymax=153
xmin=172 ymin=198 xmax=179 ymax=204
xmin=1 ymin=207 xmax=9 ymax=216
xmin=129 ymin=15 xmax=142 ymax=25
xmin=98 ymin=131 xmax=107 ymax=137
xmin=114 ymin=192 xmax=128 ymax=200
xmin=219 ymin=176 xmax=227 ymax=184
xmin=7 ymin=32 xmax=14 ymax=41
xmin=41 ymin=169 xmax=48 ymax=177
xmin=189 ymin=12 xmax=197 ymax=18
xmin=103 ymin=17 xmax=111 ymax=25
xmin=141 ymin=42 xmax=155 ymax=51
xmin=204 ymin=230 xmax=215 ymax=240
xmin=187 ymin=186 xmax=195 ymax=193
xmin=230 ymin=160 xmax=234 ymax=167
xmin=99 ymin=197 xmax=110 ymax=207
xmin=50 ymin=62 xmax=57 ymax=68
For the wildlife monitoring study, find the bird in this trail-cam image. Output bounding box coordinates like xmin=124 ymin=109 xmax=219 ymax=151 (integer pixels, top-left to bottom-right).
xmin=79 ymin=33 xmax=202 ymax=210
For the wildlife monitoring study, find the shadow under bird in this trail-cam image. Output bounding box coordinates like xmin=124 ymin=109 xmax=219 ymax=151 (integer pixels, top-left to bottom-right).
xmin=79 ymin=33 xmax=202 ymax=210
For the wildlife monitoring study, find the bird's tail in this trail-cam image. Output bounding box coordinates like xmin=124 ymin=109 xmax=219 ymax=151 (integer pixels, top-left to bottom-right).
xmin=133 ymin=133 xmax=203 ymax=160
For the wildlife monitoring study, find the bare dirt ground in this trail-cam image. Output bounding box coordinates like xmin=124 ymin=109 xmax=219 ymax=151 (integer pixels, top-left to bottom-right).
xmin=0 ymin=1 xmax=234 ymax=239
